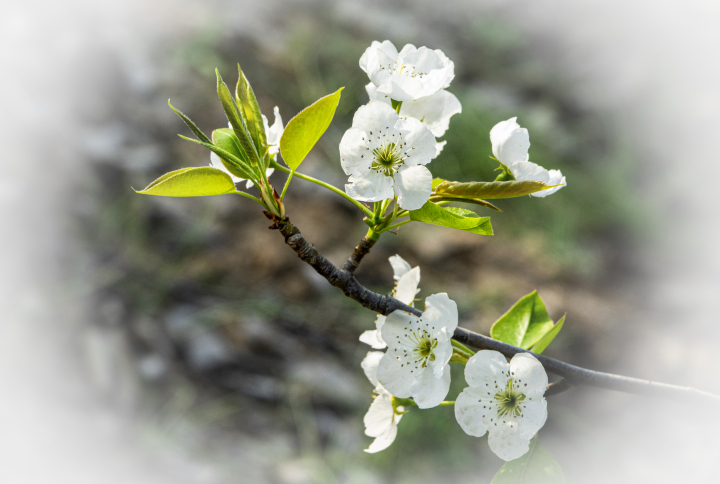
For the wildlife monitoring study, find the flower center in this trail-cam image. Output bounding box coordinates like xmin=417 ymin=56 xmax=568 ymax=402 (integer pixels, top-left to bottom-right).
xmin=493 ymin=378 xmax=526 ymax=418
xmin=371 ymin=141 xmax=405 ymax=176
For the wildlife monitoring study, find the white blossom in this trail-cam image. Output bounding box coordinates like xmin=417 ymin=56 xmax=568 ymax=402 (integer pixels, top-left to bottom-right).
xmin=366 ymin=82 xmax=461 ymax=138
xmin=262 ymin=106 xmax=284 ymax=157
xmin=360 ymin=40 xmax=455 ymax=102
xmin=489 ymin=117 xmax=567 ymax=197
xmin=455 ymin=351 xmax=548 ymax=461
xmin=340 ymin=102 xmax=437 ymax=210
xmin=361 ymin=351 xmax=404 ymax=453
xmin=360 ymin=255 xmax=420 ymax=349
xmin=210 ymin=152 xmax=274 ymax=190
xmin=377 ymin=293 xmax=458 ymax=409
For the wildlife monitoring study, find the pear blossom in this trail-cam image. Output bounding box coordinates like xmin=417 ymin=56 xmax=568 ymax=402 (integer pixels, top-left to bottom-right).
xmin=361 ymin=351 xmax=404 ymax=453
xmin=210 ymin=152 xmax=274 ymax=189
xmin=366 ymin=82 xmax=461 ymax=139
xmin=489 ymin=117 xmax=567 ymax=197
xmin=262 ymin=106 xmax=284 ymax=157
xmin=455 ymin=351 xmax=548 ymax=461
xmin=360 ymin=255 xmax=420 ymax=349
xmin=377 ymin=293 xmax=458 ymax=409
xmin=360 ymin=40 xmax=455 ymax=102
xmin=340 ymin=102 xmax=437 ymax=210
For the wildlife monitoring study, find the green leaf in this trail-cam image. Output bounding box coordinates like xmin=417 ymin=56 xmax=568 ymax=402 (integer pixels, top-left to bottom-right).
xmin=432 ymin=178 xmax=446 ymax=189
xmin=216 ymin=69 xmax=261 ymax=167
xmin=491 ymin=439 xmax=565 ymax=484
xmin=280 ymin=87 xmax=343 ymax=170
xmin=135 ymin=167 xmax=236 ymax=197
xmin=168 ymin=100 xmax=213 ymax=145
xmin=179 ymin=135 xmax=257 ymax=181
xmin=490 ymin=291 xmax=555 ymax=349
xmin=235 ymin=64 xmax=266 ymax=159
xmin=435 ymin=180 xmax=557 ymax=199
xmin=211 ymin=128 xmax=254 ymax=178
xmin=531 ymin=315 xmax=565 ymax=355
xmin=409 ymin=201 xmax=493 ymax=236
xmin=430 ymin=196 xmax=502 ymax=212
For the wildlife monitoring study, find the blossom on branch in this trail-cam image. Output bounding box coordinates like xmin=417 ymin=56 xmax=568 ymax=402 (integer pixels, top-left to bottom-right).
xmin=455 ymin=350 xmax=548 ymax=461
xmin=360 ymin=41 xmax=455 ymax=102
xmin=489 ymin=117 xmax=567 ymax=197
xmin=360 ymin=255 xmax=420 ymax=349
xmin=377 ymin=293 xmax=458 ymax=409
xmin=340 ymin=102 xmax=437 ymax=210
xmin=362 ymin=351 xmax=405 ymax=453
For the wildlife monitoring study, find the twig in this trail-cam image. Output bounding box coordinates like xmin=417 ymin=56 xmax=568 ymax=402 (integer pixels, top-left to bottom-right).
xmin=269 ymin=215 xmax=720 ymax=406
xmin=343 ymin=235 xmax=377 ymax=273
xmin=545 ymin=379 xmax=574 ymax=397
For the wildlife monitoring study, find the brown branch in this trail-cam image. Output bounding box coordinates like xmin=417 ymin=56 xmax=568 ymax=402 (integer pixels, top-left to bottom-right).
xmin=270 ymin=215 xmax=720 ymax=406
xmin=343 ymin=234 xmax=377 ymax=273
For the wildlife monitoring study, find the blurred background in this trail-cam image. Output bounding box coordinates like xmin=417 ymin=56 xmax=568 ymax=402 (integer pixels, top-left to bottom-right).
xmin=2 ymin=0 xmax=719 ymax=482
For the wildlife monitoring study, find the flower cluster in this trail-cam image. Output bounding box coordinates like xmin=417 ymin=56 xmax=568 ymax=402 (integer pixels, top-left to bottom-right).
xmin=340 ymin=40 xmax=462 ymax=211
xmin=359 ymin=255 xmax=549 ymax=460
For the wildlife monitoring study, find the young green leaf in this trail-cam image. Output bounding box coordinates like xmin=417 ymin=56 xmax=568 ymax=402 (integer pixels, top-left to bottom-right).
xmin=168 ymin=100 xmax=213 ymax=145
xmin=531 ymin=315 xmax=565 ymax=355
xmin=491 ymin=439 xmax=565 ymax=484
xmin=178 ymin=135 xmax=258 ymax=181
xmin=432 ymin=178 xmax=446 ymax=189
xmin=212 ymin=128 xmax=251 ymax=166
xmin=409 ymin=201 xmax=493 ymax=235
xmin=216 ymin=69 xmax=261 ymax=167
xmin=429 ymin=196 xmax=502 ymax=212
xmin=490 ymin=291 xmax=555 ymax=349
xmin=235 ymin=64 xmax=266 ymax=156
xmin=435 ymin=180 xmax=557 ymax=199
xmin=135 ymin=167 xmax=236 ymax=197
xmin=280 ymin=87 xmax=344 ymax=170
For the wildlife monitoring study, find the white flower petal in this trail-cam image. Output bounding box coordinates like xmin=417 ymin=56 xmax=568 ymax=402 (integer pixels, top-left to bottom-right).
xmin=366 ymin=82 xmax=392 ymax=105
xmin=339 ymin=128 xmax=373 ymax=176
xmin=397 ymin=43 xmax=417 ymax=58
xmin=423 ymin=293 xmax=458 ymax=336
xmin=361 ymin=351 xmax=385 ymax=387
xmin=395 ymin=267 xmax=420 ymax=305
xmin=360 ymin=329 xmax=386 ymax=349
xmin=390 ymin=116 xmax=437 ymax=166
xmin=455 ymin=387 xmax=492 ymax=437
xmin=488 ymin=421 xmax=532 ymax=462
xmin=530 ymin=169 xmax=566 ymax=198
xmin=509 ymin=160 xmax=550 ymax=184
xmin=393 ymin=165 xmax=432 ymax=211
xmin=377 ymin=74 xmax=425 ymax=102
xmin=464 ymin=350 xmax=510 ymax=393
xmin=376 ymin=346 xmax=414 ymax=398
xmin=517 ymin=399 xmax=547 ymax=440
xmin=434 ymin=141 xmax=447 ymax=159
xmin=509 ymin=353 xmax=548 ymax=397
xmin=263 ymin=106 xmax=284 ymax=156
xmin=400 ymin=90 xmax=461 ymax=137
xmin=410 ymin=364 xmax=451 ymax=409
xmin=360 ymin=40 xmax=398 ymax=74
xmin=346 ymin=169 xmax=395 ymax=202
xmin=388 ymin=255 xmax=412 ymax=279
xmin=365 ymin=421 xmax=399 ymax=453
xmin=490 ymin=117 xmax=530 ymax=165
xmin=394 ymin=117 xmax=437 ymax=167
xmin=352 ymin=101 xmax=400 ymax=133
xmin=364 ymin=391 xmax=394 ymax=438
xmin=380 ymin=310 xmax=419 ymax=350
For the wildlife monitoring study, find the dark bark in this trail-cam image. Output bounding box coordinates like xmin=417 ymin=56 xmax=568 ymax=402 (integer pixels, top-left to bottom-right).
xmin=271 ymin=215 xmax=720 ymax=405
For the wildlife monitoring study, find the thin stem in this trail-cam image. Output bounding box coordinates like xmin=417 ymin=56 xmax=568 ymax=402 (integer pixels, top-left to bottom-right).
xmin=378 ymin=218 xmax=412 ymax=233
xmin=280 ymin=170 xmax=294 ymax=199
xmin=438 ymin=401 xmax=455 ymax=406
xmin=234 ymin=190 xmax=266 ymax=207
xmin=270 ymin=161 xmax=374 ymax=218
